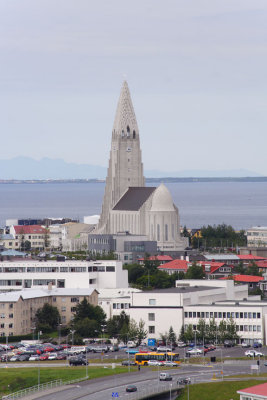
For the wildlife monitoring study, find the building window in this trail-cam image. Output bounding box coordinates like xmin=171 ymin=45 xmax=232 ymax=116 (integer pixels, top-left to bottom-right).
xmin=0 ymin=324 xmax=4 ymax=328
xmin=189 ymin=312 xmax=192 ymax=318
xmin=113 ymin=304 xmax=116 ymax=309
xmin=227 ymin=312 xmax=230 ymax=318
xmin=214 ymin=312 xmax=217 ymax=318
xmin=244 ymin=312 xmax=248 ymax=318
xmin=235 ymin=312 xmax=239 ymax=318
xmin=9 ymin=323 xmax=13 ymax=328
xmin=197 ymin=312 xmax=200 ymax=318
xmin=9 ymin=314 xmax=13 ymax=318
xmin=106 ymin=266 xmax=115 ymax=272
xmin=240 ymin=312 xmax=243 ymax=318
xmin=248 ymin=312 xmax=252 ymax=319
xmin=71 ymin=307 xmax=76 ymax=312
xmin=149 ymin=326 xmax=155 ymax=334
xmin=193 ymin=312 xmax=196 ymax=318
xmin=253 ymin=313 xmax=256 ymax=319
xmin=201 ymin=312 xmax=204 ymax=318
xmin=257 ymin=313 xmax=261 ymax=319
xmin=210 ymin=312 xmax=213 ymax=318
xmin=133 ymin=130 xmax=136 ymax=139
xmin=148 ymin=313 xmax=155 ymax=321
xmin=61 ymin=307 xmax=66 ymax=312
xmin=223 ymin=312 xmax=226 ymax=318
xmin=71 ymin=298 xmax=79 ymax=303
xmin=206 ymin=312 xmax=209 ymax=318
xmin=257 ymin=325 xmax=261 ymax=332
xmin=184 ymin=312 xmax=188 ymax=318
xmin=53 ymin=297 xmax=57 ymax=302
xmin=149 ymin=299 xmax=156 ymax=305
xmin=0 ymin=314 xmax=5 ymax=319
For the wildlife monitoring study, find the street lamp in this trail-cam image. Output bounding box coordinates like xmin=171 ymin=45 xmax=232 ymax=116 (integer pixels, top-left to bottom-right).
xmin=70 ymin=329 xmax=76 ymax=346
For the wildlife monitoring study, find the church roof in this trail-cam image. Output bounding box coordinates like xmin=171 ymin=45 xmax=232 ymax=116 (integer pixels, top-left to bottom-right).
xmin=113 ymin=187 xmax=156 ymax=211
xmin=150 ymin=183 xmax=176 ymax=212
xmin=113 ymin=81 xmax=138 ymax=133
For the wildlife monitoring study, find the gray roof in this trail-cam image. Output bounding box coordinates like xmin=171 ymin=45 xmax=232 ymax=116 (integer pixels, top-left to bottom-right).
xmin=113 ymin=187 xmax=156 ymax=211
xmin=136 ymin=286 xmax=219 ymax=294
xmin=0 ymin=288 xmax=97 ymax=302
xmin=204 ymin=254 xmax=239 ymax=261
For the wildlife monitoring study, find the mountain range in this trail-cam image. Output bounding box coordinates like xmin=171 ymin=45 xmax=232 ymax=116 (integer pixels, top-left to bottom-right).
xmin=0 ymin=157 xmax=263 ymax=180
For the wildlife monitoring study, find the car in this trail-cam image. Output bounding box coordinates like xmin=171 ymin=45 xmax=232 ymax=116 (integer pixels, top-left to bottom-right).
xmin=56 ymin=353 xmax=67 ymax=360
xmin=245 ymin=350 xmax=263 ymax=357
xmin=241 ymin=342 xmax=250 ymax=348
xmin=125 ymin=348 xmax=139 ymax=354
xmin=121 ymin=360 xmax=136 ymax=366
xmin=177 ymin=342 xmax=187 ymax=348
xmin=253 ymin=342 xmax=262 ymax=348
xmin=18 ymin=354 xmax=30 ymax=361
xmin=69 ymin=356 xmax=89 ymax=366
xmin=224 ymin=340 xmax=235 ymax=348
xmin=162 ymin=361 xmax=178 ymax=367
xmin=39 ymin=354 xmax=49 ymax=361
xmin=29 ymin=355 xmax=40 ymax=361
xmin=157 ymin=346 xmax=172 ymax=352
xmin=10 ymin=355 xmax=20 ymax=362
xmin=108 ymin=345 xmax=119 ymax=352
xmin=91 ymin=346 xmax=109 ymax=353
xmin=186 ymin=348 xmax=202 ymax=355
xmin=48 ymin=353 xmax=58 ymax=360
xmin=159 ymin=372 xmax=172 ymax=381
xmin=207 ymin=345 xmax=216 ymax=351
xmin=178 ymin=378 xmax=191 ymax=385
xmin=148 ymin=360 xmax=163 ymax=366
xmin=126 ymin=385 xmax=137 ymax=392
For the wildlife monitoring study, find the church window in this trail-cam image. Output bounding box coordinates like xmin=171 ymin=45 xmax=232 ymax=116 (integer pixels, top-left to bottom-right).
xmin=172 ymin=224 xmax=175 ymax=239
xmin=133 ymin=130 xmax=136 ymax=139
xmin=121 ymin=130 xmax=125 ymax=137
xmin=165 ymin=224 xmax=168 ymax=241
xmin=127 ymin=125 xmax=130 ymax=133
xmin=157 ymin=224 xmax=160 ymax=241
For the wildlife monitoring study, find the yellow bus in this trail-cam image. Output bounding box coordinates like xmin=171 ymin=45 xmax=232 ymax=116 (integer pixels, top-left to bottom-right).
xmin=134 ymin=352 xmax=180 ymax=366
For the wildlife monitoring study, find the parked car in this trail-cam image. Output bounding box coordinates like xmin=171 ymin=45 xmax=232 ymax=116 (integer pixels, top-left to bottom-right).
xmin=121 ymin=360 xmax=136 ymax=366
xmin=10 ymin=355 xmax=20 ymax=362
xmin=91 ymin=346 xmax=109 ymax=353
xmin=241 ymin=342 xmax=250 ymax=348
xmin=253 ymin=342 xmax=262 ymax=348
xmin=245 ymin=350 xmax=263 ymax=357
xmin=126 ymin=385 xmax=137 ymax=392
xmin=224 ymin=340 xmax=235 ymax=348
xmin=125 ymin=348 xmax=139 ymax=354
xmin=148 ymin=360 xmax=162 ymax=366
xmin=39 ymin=354 xmax=49 ymax=361
xmin=29 ymin=355 xmax=40 ymax=361
xmin=56 ymin=353 xmax=67 ymax=360
xmin=108 ymin=345 xmax=119 ymax=352
xmin=48 ymin=353 xmax=58 ymax=360
xmin=159 ymin=372 xmax=172 ymax=381
xmin=157 ymin=346 xmax=172 ymax=352
xmin=186 ymin=348 xmax=202 ymax=355
xmin=18 ymin=354 xmax=30 ymax=362
xmin=177 ymin=342 xmax=187 ymax=348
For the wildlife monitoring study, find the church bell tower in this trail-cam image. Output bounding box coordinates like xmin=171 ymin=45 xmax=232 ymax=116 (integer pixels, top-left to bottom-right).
xmin=97 ymin=81 xmax=145 ymax=232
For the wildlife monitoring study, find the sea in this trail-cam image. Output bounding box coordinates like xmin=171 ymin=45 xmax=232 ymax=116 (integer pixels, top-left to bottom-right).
xmin=0 ymin=181 xmax=267 ymax=229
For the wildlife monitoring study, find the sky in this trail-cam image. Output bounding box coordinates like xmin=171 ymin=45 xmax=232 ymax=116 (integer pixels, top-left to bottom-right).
xmin=0 ymin=0 xmax=267 ymax=175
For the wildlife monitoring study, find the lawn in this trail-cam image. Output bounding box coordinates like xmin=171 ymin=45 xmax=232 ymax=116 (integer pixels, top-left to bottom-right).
xmin=0 ymin=366 xmax=134 ymax=396
xmin=176 ymin=379 xmax=267 ymax=400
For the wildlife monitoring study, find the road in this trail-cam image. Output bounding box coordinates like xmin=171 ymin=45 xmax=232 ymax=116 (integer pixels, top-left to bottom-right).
xmin=25 ymin=361 xmax=263 ymax=400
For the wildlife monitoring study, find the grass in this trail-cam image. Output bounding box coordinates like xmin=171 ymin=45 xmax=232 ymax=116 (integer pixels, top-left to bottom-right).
xmin=0 ymin=366 xmax=135 ymax=396
xmin=176 ymin=379 xmax=267 ymax=400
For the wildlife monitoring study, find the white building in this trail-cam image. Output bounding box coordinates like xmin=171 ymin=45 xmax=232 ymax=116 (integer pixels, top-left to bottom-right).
xmin=0 ymin=260 xmax=128 ymax=290
xmin=246 ymin=227 xmax=267 ymax=247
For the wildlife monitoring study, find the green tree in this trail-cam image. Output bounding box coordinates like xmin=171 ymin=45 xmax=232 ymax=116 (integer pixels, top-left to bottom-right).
xmin=136 ymin=319 xmax=148 ymax=346
xmin=184 ymin=324 xmax=194 ymax=342
xmin=120 ymin=322 xmax=129 ymax=344
xmin=218 ymin=320 xmax=227 ymax=343
xmin=24 ymin=240 xmax=31 ymax=251
xmin=167 ymin=326 xmax=177 ymax=344
xmin=185 ymin=262 xmax=205 ymax=279
xmin=247 ymin=262 xmax=261 ymax=276
xmin=178 ymin=326 xmax=186 ymax=342
xmin=35 ymin=303 xmax=61 ymax=332
xmin=197 ymin=318 xmax=206 ymax=341
xmin=73 ymin=298 xmax=106 ymax=326
xmin=235 ymin=261 xmax=245 ymax=274
xmin=226 ymin=317 xmax=239 ymax=341
xmin=123 ymin=264 xmax=144 ymax=284
xmin=74 ymin=317 xmax=99 ymax=337
xmin=106 ymin=311 xmax=130 ymax=337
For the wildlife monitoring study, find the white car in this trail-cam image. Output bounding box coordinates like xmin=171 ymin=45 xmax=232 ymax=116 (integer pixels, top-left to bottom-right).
xmin=157 ymin=346 xmax=172 ymax=352
xmin=245 ymin=350 xmax=263 ymax=357
xmin=241 ymin=342 xmax=250 ymax=348
xmin=29 ymin=355 xmax=40 ymax=361
xmin=48 ymin=353 xmax=58 ymax=360
xmin=163 ymin=361 xmax=178 ymax=367
xmin=147 ymin=360 xmax=163 ymax=366
xmin=186 ymin=348 xmax=202 ymax=355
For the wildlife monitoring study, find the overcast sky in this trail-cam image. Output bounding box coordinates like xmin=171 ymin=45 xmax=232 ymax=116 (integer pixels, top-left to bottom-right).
xmin=0 ymin=0 xmax=267 ymax=174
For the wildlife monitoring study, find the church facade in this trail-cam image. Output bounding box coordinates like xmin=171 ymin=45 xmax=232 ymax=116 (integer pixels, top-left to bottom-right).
xmin=94 ymin=81 xmax=186 ymax=252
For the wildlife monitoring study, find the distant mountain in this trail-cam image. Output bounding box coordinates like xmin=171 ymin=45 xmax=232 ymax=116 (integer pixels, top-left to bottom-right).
xmin=0 ymin=157 xmax=263 ymax=180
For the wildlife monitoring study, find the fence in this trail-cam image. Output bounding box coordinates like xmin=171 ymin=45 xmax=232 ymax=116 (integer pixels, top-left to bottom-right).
xmin=1 ymin=377 xmax=88 ymax=400
xmin=122 ymin=381 xmax=183 ymax=400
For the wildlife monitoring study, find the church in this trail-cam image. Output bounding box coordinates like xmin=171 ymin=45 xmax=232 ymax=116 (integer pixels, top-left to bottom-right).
xmin=93 ymin=81 xmax=186 ymax=253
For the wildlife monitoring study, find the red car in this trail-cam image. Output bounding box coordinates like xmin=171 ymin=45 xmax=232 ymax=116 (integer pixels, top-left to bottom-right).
xmin=39 ymin=354 xmax=49 ymax=361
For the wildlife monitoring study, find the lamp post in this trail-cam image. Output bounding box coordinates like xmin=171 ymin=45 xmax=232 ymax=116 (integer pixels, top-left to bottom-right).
xmin=70 ymin=329 xmax=76 ymax=346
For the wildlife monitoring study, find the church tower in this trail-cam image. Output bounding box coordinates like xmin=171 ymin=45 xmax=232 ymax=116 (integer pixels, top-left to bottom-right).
xmin=97 ymin=81 xmax=145 ymax=232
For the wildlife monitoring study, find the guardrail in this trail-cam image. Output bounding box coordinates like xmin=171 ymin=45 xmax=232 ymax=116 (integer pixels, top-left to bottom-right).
xmin=122 ymin=382 xmax=182 ymax=400
xmin=1 ymin=376 xmax=88 ymax=400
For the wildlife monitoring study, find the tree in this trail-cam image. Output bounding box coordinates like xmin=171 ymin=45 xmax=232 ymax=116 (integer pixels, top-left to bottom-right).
xmin=167 ymin=326 xmax=177 ymax=344
xmin=74 ymin=318 xmax=99 ymax=337
xmin=35 ymin=303 xmax=61 ymax=332
xmin=106 ymin=311 xmax=130 ymax=337
xmin=235 ymin=261 xmax=245 ymax=275
xmin=123 ymin=264 xmax=144 ymax=284
xmin=179 ymin=326 xmax=186 ymax=342
xmin=197 ymin=318 xmax=206 ymax=341
xmin=184 ymin=324 xmax=194 ymax=342
xmin=136 ymin=319 xmax=148 ymax=345
xmin=73 ymin=298 xmax=106 ymax=326
xmin=247 ymin=262 xmax=261 ymax=276
xmin=185 ymin=262 xmax=205 ymax=279
xmin=218 ymin=320 xmax=227 ymax=343
xmin=127 ymin=319 xmax=138 ymax=342
xmin=24 ymin=240 xmax=31 ymax=251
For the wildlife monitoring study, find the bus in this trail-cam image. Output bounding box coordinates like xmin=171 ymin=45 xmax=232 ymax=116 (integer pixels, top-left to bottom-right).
xmin=134 ymin=352 xmax=180 ymax=366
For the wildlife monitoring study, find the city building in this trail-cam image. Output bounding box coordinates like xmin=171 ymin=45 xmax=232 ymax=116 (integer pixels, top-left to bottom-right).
xmin=88 ymin=232 xmax=157 ymax=263
xmin=92 ymin=81 xmax=187 ymax=253
xmin=9 ymin=225 xmax=47 ymax=250
xmin=0 ymin=287 xmax=98 ymax=336
xmin=246 ymin=227 xmax=267 ymax=247
xmin=0 ymin=260 xmax=128 ymax=290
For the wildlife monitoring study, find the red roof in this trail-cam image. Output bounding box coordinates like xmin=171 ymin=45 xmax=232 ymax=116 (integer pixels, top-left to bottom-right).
xmin=138 ymin=255 xmax=173 ymax=262
xmin=221 ymin=274 xmax=263 ymax=283
xmin=13 ymin=225 xmax=46 ymax=235
xmin=238 ymin=255 xmax=266 ymax=261
xmin=158 ymin=259 xmax=189 ymax=270
xmin=196 ymin=261 xmax=228 ymax=273
xmin=238 ymin=382 xmax=267 ymax=396
xmin=255 ymin=261 xmax=267 ymax=269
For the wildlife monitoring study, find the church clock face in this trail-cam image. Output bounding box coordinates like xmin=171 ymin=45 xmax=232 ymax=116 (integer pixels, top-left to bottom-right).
xmin=126 ymin=147 xmax=132 ymax=152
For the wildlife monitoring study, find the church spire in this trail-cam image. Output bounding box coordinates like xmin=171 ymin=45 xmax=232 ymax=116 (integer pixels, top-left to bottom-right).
xmin=97 ymin=81 xmax=145 ymax=233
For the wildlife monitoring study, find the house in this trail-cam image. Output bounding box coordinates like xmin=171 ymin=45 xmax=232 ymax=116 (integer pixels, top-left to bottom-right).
xmin=138 ymin=255 xmax=173 ymax=265
xmin=238 ymin=254 xmax=266 ymax=266
xmin=237 ymin=382 xmax=267 ymax=400
xmin=203 ymin=254 xmax=240 ymax=265
xmin=195 ymin=261 xmax=233 ymax=278
xmin=221 ymin=275 xmax=264 ymax=291
xmin=157 ymin=259 xmax=189 ymax=274
xmin=9 ymin=225 xmax=47 ymax=250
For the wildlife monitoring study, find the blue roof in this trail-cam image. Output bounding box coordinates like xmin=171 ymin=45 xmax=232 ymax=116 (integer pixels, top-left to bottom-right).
xmin=1 ymin=249 xmax=26 ymax=256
